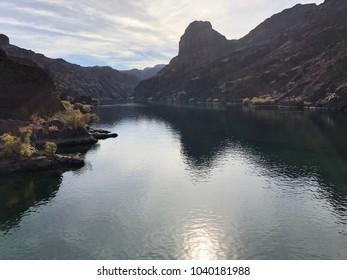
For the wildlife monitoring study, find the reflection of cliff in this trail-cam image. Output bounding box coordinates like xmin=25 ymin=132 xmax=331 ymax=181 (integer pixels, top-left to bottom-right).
xmin=140 ymin=105 xmax=347 ymax=209
xmin=0 ymin=172 xmax=62 ymax=232
xmin=93 ymin=104 xmax=147 ymax=127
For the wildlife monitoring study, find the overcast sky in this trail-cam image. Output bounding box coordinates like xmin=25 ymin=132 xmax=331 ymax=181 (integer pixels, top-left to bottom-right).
xmin=0 ymin=0 xmax=324 ymax=70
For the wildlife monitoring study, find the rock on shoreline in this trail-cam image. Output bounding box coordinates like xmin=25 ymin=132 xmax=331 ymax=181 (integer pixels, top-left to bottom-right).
xmin=88 ymin=128 xmax=118 ymax=140
xmin=0 ymin=121 xmax=118 ymax=173
xmin=0 ymin=153 xmax=84 ymax=174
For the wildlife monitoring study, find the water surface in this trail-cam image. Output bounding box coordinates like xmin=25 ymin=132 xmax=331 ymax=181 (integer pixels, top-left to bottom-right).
xmin=1 ymin=104 xmax=347 ymax=259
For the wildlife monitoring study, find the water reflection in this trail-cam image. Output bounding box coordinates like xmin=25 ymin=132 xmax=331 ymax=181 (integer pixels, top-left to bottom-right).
xmin=95 ymin=104 xmax=347 ymax=247
xmin=1 ymin=103 xmax=346 ymax=259
xmin=180 ymin=210 xmax=227 ymax=260
xmin=0 ymin=172 xmax=63 ymax=233
xmin=132 ymin=105 xmax=347 ymax=211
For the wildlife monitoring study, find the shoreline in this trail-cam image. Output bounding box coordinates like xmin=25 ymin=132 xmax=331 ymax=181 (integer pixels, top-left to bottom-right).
xmin=0 ymin=126 xmax=118 ymax=174
xmin=0 ymin=153 xmax=85 ymax=174
xmin=134 ymin=100 xmax=347 ymax=113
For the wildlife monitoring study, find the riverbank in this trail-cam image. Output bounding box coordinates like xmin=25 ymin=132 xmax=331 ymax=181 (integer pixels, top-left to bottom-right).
xmin=0 ymin=153 xmax=84 ymax=174
xmin=137 ymin=100 xmax=347 ymax=112
xmin=0 ymin=120 xmax=118 ymax=173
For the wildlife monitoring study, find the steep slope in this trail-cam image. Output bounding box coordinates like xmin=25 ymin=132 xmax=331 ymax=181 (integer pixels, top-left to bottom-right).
xmin=0 ymin=38 xmax=139 ymax=101
xmin=135 ymin=0 xmax=347 ymax=109
xmin=123 ymin=64 xmax=166 ymax=81
xmin=0 ymin=49 xmax=63 ymax=120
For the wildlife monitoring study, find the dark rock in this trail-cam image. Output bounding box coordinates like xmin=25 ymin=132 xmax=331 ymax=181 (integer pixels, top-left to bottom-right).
xmin=33 ymin=127 xmax=98 ymax=147
xmin=175 ymin=21 xmax=232 ymax=67
xmin=0 ymin=119 xmax=29 ymax=135
xmin=88 ymin=128 xmax=118 ymax=140
xmin=0 ymin=53 xmax=64 ymax=120
xmin=0 ymin=153 xmax=84 ymax=174
xmin=0 ymin=34 xmax=9 ymax=46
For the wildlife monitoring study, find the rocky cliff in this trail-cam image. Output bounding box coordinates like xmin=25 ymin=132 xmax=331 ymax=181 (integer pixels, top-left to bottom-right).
xmin=0 ymin=50 xmax=63 ymax=120
xmin=135 ymin=0 xmax=347 ymax=109
xmin=0 ymin=39 xmax=139 ymax=101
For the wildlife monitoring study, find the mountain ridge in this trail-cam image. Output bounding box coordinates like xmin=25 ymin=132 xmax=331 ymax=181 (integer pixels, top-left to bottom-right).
xmin=134 ymin=0 xmax=347 ymax=109
xmin=0 ymin=38 xmax=139 ymax=101
xmin=122 ymin=64 xmax=166 ymax=81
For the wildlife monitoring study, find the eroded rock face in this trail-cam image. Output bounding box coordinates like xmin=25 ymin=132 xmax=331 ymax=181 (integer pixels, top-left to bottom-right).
xmin=0 ymin=34 xmax=9 ymax=46
xmin=135 ymin=0 xmax=347 ymax=109
xmin=175 ymin=21 xmax=231 ymax=66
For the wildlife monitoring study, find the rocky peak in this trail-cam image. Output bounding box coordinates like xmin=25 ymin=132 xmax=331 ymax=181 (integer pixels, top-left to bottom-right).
xmin=0 ymin=34 xmax=9 ymax=46
xmin=176 ymin=21 xmax=230 ymax=66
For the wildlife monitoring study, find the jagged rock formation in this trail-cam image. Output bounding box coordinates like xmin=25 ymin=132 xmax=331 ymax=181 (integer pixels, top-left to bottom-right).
xmin=135 ymin=0 xmax=347 ymax=109
xmin=0 ymin=41 xmax=139 ymax=101
xmin=174 ymin=21 xmax=234 ymax=67
xmin=0 ymin=50 xmax=63 ymax=120
xmin=123 ymin=64 xmax=166 ymax=81
xmin=0 ymin=34 xmax=9 ymax=46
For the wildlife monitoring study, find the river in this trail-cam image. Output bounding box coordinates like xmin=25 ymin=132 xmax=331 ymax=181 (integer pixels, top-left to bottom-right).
xmin=1 ymin=103 xmax=347 ymax=259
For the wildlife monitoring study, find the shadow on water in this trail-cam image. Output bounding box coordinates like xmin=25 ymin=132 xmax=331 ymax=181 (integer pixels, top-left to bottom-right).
xmin=96 ymin=103 xmax=347 ymax=215
xmin=0 ymin=144 xmax=95 ymax=234
xmin=0 ymin=171 xmax=63 ymax=233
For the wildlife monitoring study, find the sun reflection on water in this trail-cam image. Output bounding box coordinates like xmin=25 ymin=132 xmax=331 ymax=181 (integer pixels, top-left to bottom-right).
xmin=180 ymin=211 xmax=228 ymax=260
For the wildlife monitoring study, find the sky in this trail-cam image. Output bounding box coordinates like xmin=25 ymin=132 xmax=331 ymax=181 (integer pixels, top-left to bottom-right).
xmin=0 ymin=0 xmax=324 ymax=70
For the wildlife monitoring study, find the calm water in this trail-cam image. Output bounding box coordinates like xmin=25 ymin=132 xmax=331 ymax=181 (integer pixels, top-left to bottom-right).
xmin=1 ymin=104 xmax=347 ymax=259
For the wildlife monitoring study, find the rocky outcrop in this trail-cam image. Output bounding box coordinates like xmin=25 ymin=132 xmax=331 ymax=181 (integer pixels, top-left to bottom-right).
xmin=0 ymin=34 xmax=9 ymax=46
xmin=174 ymin=21 xmax=234 ymax=67
xmin=0 ymin=50 xmax=64 ymax=120
xmin=33 ymin=127 xmax=98 ymax=147
xmin=135 ymin=0 xmax=347 ymax=109
xmin=0 ymin=39 xmax=139 ymax=101
xmin=0 ymin=153 xmax=84 ymax=174
xmin=88 ymin=128 xmax=118 ymax=140
xmin=123 ymin=64 xmax=166 ymax=81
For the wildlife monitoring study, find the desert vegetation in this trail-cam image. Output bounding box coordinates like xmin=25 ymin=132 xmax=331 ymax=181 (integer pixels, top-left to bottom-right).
xmin=0 ymin=126 xmax=33 ymax=158
xmin=243 ymin=97 xmax=275 ymax=106
xmin=0 ymin=100 xmax=100 ymax=160
xmin=50 ymin=101 xmax=99 ymax=130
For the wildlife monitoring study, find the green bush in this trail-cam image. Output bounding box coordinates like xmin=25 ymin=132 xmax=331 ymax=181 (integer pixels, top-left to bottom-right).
xmin=74 ymin=103 xmax=92 ymax=114
xmin=48 ymin=125 xmax=59 ymax=132
xmin=242 ymin=98 xmax=251 ymax=106
xmin=0 ymin=126 xmax=33 ymax=158
xmin=44 ymin=142 xmax=57 ymax=157
xmin=52 ymin=101 xmax=99 ymax=130
xmin=30 ymin=113 xmax=45 ymax=125
xmin=250 ymin=97 xmax=274 ymax=105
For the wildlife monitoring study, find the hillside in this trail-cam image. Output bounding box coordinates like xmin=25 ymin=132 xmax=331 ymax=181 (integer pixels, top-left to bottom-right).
xmin=134 ymin=0 xmax=347 ymax=109
xmin=0 ymin=49 xmax=63 ymax=120
xmin=0 ymin=36 xmax=139 ymax=101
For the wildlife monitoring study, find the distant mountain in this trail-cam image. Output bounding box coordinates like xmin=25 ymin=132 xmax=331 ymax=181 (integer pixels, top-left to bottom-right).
xmin=0 ymin=48 xmax=63 ymax=120
xmin=0 ymin=37 xmax=139 ymax=101
xmin=135 ymin=0 xmax=347 ymax=109
xmin=123 ymin=64 xmax=166 ymax=81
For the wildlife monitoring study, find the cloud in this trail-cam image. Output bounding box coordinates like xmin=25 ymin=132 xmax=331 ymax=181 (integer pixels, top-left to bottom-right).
xmin=0 ymin=0 xmax=324 ymax=70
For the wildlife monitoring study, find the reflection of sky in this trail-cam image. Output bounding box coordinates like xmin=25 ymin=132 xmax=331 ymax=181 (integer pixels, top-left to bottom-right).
xmin=93 ymin=114 xmax=347 ymax=259
xmin=179 ymin=208 xmax=230 ymax=260
xmin=1 ymin=108 xmax=347 ymax=259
